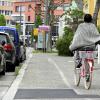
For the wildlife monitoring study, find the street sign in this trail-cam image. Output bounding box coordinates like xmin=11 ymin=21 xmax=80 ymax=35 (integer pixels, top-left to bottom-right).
xmin=34 ymin=28 xmax=38 ymax=36
xmin=39 ymin=25 xmax=50 ymax=32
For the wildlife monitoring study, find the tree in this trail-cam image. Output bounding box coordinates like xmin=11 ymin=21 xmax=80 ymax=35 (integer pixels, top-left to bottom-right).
xmin=93 ymin=0 xmax=100 ymax=25
xmin=0 ymin=14 xmax=6 ymax=26
xmin=70 ymin=9 xmax=84 ymax=31
xmin=56 ymin=27 xmax=73 ymax=56
xmin=15 ymin=23 xmax=22 ymax=35
xmin=35 ymin=15 xmax=42 ymax=28
xmin=44 ymin=0 xmax=68 ymax=51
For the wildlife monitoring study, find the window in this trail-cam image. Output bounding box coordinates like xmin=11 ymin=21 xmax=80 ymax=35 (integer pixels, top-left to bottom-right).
xmin=28 ymin=16 xmax=30 ymax=21
xmin=2 ymin=1 xmax=4 ymax=6
xmin=15 ymin=6 xmax=26 ymax=12
xmin=0 ymin=1 xmax=1 ymax=5
xmin=15 ymin=6 xmax=19 ymax=12
xmin=21 ymin=6 xmax=26 ymax=12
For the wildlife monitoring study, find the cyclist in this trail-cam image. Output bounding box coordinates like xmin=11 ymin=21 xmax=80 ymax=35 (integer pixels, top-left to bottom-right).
xmin=69 ymin=14 xmax=100 ymax=69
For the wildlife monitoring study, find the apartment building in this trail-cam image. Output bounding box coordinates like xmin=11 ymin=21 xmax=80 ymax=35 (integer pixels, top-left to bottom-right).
xmin=0 ymin=0 xmax=15 ymax=25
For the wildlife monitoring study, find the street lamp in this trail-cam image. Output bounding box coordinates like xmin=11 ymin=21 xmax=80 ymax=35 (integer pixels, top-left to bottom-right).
xmin=19 ymin=5 xmax=26 ymax=44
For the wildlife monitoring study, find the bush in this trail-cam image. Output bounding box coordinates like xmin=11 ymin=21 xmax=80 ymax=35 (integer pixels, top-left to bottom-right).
xmin=56 ymin=27 xmax=73 ymax=56
xmin=97 ymin=25 xmax=100 ymax=33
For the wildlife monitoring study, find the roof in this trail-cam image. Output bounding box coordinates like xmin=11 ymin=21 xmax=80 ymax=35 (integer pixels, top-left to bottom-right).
xmin=0 ymin=26 xmax=16 ymax=30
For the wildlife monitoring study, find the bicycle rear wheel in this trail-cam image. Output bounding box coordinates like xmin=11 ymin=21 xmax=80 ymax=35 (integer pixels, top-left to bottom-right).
xmin=84 ymin=60 xmax=92 ymax=89
xmin=74 ymin=68 xmax=81 ymax=86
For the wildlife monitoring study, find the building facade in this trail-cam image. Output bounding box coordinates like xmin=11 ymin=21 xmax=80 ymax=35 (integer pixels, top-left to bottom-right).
xmin=0 ymin=0 xmax=14 ymax=25
xmin=83 ymin=0 xmax=100 ymax=26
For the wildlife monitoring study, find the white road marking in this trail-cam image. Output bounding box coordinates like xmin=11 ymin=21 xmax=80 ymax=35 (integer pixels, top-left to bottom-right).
xmin=48 ymin=58 xmax=71 ymax=88
xmin=48 ymin=58 xmax=94 ymax=100
xmin=2 ymin=50 xmax=33 ymax=100
xmin=68 ymin=60 xmax=74 ymax=62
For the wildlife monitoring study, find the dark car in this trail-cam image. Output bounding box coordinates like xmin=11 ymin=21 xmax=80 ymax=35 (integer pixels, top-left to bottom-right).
xmin=0 ymin=32 xmax=16 ymax=71
xmin=0 ymin=45 xmax=6 ymax=75
xmin=0 ymin=26 xmax=20 ymax=66
xmin=19 ymin=40 xmax=26 ymax=62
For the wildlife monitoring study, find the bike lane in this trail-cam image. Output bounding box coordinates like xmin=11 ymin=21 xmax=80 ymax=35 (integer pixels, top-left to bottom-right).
xmin=2 ymin=53 xmax=100 ymax=100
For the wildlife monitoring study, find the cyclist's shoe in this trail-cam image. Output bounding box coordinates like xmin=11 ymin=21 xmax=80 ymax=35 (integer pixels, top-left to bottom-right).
xmin=86 ymin=74 xmax=90 ymax=82
xmin=76 ymin=63 xmax=82 ymax=68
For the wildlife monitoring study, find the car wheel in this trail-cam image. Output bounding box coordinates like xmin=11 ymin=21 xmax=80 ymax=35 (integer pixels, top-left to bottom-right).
xmin=20 ymin=56 xmax=23 ymax=62
xmin=15 ymin=58 xmax=20 ymax=66
xmin=1 ymin=68 xmax=5 ymax=75
xmin=1 ymin=57 xmax=6 ymax=75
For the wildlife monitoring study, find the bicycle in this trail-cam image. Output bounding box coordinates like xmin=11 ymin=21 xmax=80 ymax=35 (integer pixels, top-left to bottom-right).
xmin=74 ymin=45 xmax=96 ymax=89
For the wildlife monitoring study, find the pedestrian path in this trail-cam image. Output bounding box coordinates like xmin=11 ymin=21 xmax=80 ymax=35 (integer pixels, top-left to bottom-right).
xmin=2 ymin=50 xmax=100 ymax=100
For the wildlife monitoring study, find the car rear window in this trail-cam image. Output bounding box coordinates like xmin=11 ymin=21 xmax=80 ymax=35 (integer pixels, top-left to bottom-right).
xmin=0 ymin=34 xmax=10 ymax=44
xmin=0 ymin=29 xmax=15 ymax=39
xmin=4 ymin=29 xmax=15 ymax=39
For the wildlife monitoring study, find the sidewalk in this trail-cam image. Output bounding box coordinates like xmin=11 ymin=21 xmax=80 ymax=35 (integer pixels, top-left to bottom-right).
xmin=2 ymin=50 xmax=100 ymax=100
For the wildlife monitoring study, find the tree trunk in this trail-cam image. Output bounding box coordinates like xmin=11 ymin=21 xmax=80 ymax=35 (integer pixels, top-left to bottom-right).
xmin=93 ymin=0 xmax=100 ymax=26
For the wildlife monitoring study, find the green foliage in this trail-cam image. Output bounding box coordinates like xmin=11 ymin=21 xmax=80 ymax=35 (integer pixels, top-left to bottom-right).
xmin=15 ymin=23 xmax=22 ymax=35
xmin=35 ymin=15 xmax=42 ymax=28
xmin=56 ymin=27 xmax=73 ymax=56
xmin=70 ymin=9 xmax=84 ymax=19
xmin=97 ymin=25 xmax=100 ymax=33
xmin=0 ymin=14 xmax=6 ymax=26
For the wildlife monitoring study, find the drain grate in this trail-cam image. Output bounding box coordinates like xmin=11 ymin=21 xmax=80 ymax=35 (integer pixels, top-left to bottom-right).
xmin=14 ymin=89 xmax=100 ymax=99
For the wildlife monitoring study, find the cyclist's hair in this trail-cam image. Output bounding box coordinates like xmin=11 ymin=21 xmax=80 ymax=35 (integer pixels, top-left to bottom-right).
xmin=84 ymin=14 xmax=92 ymax=23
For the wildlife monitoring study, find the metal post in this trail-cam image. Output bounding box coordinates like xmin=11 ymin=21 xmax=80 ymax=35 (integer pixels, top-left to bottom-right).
xmin=23 ymin=15 xmax=26 ymax=44
xmin=19 ymin=5 xmax=22 ymax=37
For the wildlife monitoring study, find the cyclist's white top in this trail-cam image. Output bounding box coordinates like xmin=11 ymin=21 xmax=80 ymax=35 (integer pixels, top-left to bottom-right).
xmin=69 ymin=23 xmax=100 ymax=51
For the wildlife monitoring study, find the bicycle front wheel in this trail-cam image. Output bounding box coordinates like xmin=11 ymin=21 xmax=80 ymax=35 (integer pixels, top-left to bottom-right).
xmin=84 ymin=60 xmax=92 ymax=89
xmin=74 ymin=67 xmax=81 ymax=86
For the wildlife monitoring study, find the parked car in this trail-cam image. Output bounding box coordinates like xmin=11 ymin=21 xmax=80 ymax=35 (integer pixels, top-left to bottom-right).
xmin=19 ymin=40 xmax=26 ymax=62
xmin=0 ymin=45 xmax=6 ymax=75
xmin=0 ymin=26 xmax=20 ymax=66
xmin=0 ymin=32 xmax=16 ymax=71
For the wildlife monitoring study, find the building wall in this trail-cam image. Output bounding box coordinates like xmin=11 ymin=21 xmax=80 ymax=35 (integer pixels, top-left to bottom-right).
xmin=83 ymin=0 xmax=100 ymax=26
xmin=0 ymin=0 xmax=13 ymax=25
xmin=89 ymin=0 xmax=95 ymax=15
xmin=13 ymin=1 xmax=35 ymax=23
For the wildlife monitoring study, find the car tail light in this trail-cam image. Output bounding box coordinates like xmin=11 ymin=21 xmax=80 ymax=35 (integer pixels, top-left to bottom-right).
xmin=4 ymin=44 xmax=13 ymax=51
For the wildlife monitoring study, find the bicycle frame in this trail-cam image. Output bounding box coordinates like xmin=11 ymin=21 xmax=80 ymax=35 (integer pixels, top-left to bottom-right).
xmin=81 ymin=58 xmax=94 ymax=77
xmin=74 ymin=50 xmax=96 ymax=89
